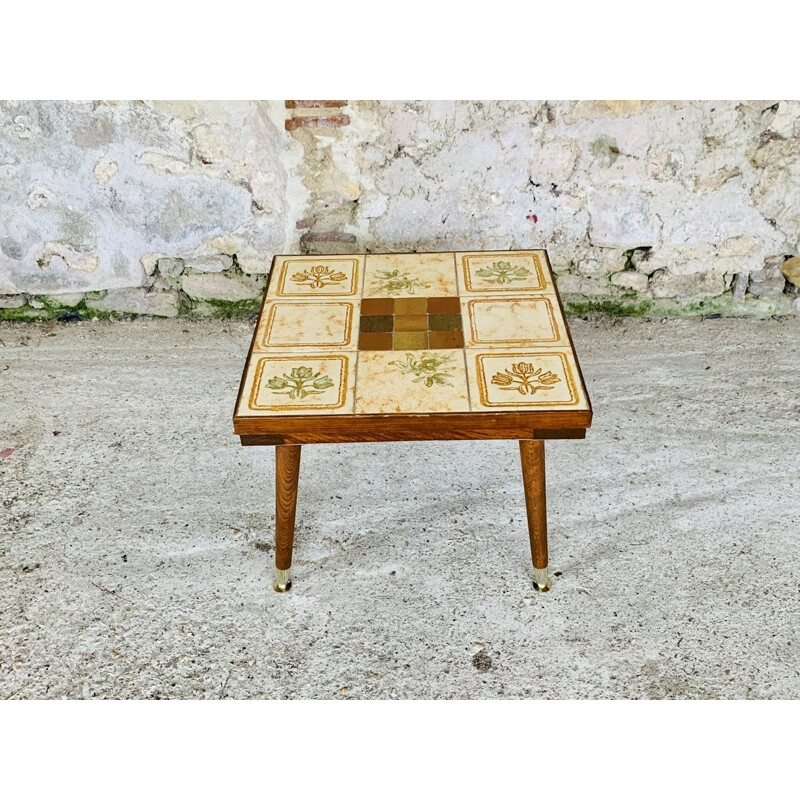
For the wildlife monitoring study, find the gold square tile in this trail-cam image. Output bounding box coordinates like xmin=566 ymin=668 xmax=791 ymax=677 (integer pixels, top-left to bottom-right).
xmin=355 ymin=350 xmax=470 ymax=414
xmin=394 ymin=314 xmax=427 ymax=332
xmin=393 ymin=331 xmax=428 ymax=350
xmin=394 ymin=297 xmax=428 ymax=315
xmin=456 ymin=251 xmax=553 ymax=294
xmin=237 ymin=353 xmax=355 ymax=416
xmin=465 ymin=348 xmax=589 ymax=411
xmin=268 ymin=255 xmax=363 ymax=298
xmin=461 ymin=296 xmax=568 ymax=347
xmin=364 ymin=253 xmax=457 ymax=298
xmin=255 ymin=301 xmax=358 ymax=351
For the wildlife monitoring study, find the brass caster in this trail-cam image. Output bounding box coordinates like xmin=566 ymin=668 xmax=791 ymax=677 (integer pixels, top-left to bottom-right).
xmin=533 ymin=567 xmax=552 ymax=592
xmin=273 ymin=567 xmax=292 ymax=593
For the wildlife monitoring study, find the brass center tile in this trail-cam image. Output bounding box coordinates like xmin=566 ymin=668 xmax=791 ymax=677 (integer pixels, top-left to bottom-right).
xmin=394 ymin=314 xmax=427 ymax=331
xmin=358 ymin=296 xmax=464 ymax=351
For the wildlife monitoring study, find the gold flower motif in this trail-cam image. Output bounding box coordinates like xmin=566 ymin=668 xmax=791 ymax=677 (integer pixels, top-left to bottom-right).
xmin=491 ymin=362 xmax=560 ymax=395
xmin=266 ymin=366 xmax=334 ymax=399
xmin=291 ymin=265 xmax=348 ymax=289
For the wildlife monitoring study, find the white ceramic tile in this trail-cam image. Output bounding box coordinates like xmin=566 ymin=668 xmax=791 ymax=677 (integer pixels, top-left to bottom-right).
xmin=461 ymin=295 xmax=569 ymax=347
xmin=255 ymin=300 xmax=359 ymax=351
xmin=363 ymin=253 xmax=458 ymax=298
xmin=237 ymin=353 xmax=355 ymax=416
xmin=465 ymin=348 xmax=589 ymax=411
xmin=354 ymin=349 xmax=470 ymax=414
xmin=456 ymin=250 xmax=554 ymax=294
xmin=267 ymin=255 xmax=364 ymax=298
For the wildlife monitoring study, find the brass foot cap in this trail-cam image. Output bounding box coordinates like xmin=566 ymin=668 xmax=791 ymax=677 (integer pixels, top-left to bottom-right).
xmin=273 ymin=568 xmax=292 ymax=593
xmin=533 ymin=567 xmax=552 ymax=593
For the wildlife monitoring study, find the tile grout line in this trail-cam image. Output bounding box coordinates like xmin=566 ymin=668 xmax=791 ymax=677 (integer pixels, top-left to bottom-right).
xmin=351 ymin=255 xmax=365 ymax=414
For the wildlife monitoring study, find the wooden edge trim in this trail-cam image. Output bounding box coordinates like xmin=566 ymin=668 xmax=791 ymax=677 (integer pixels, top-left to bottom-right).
xmin=234 ymin=409 xmax=592 ymax=442
xmin=239 ymin=427 xmax=587 ymax=446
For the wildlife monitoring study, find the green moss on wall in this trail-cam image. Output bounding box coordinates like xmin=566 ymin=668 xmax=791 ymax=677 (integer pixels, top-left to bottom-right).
xmin=564 ymin=298 xmax=652 ymax=317
xmin=185 ymin=298 xmax=263 ymax=319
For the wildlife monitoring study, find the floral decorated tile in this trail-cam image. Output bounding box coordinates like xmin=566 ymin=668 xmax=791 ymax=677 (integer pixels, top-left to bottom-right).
xmin=461 ymin=296 xmax=569 ymax=347
xmin=267 ymin=255 xmax=364 ymax=298
xmin=354 ymin=349 xmax=470 ymax=414
xmin=363 ymin=253 xmax=458 ymax=298
xmin=456 ymin=250 xmax=553 ymax=294
xmin=255 ymin=300 xmax=359 ymax=351
xmin=237 ymin=353 xmax=355 ymax=416
xmin=465 ymin=348 xmax=589 ymax=411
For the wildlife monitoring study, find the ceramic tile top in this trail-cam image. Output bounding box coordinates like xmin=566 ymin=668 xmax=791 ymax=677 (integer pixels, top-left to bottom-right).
xmin=363 ymin=253 xmax=457 ymax=298
xmin=456 ymin=251 xmax=552 ymax=294
xmin=236 ymin=250 xmax=590 ymax=417
xmin=255 ymin=301 xmax=358 ymax=351
xmin=267 ymin=255 xmax=363 ymax=298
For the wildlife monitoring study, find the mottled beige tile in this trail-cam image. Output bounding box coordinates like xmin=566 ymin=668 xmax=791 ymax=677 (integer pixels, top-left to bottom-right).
xmin=461 ymin=296 xmax=569 ymax=347
xmin=355 ymin=350 xmax=470 ymax=414
xmin=255 ymin=301 xmax=358 ymax=351
xmin=456 ymin=250 xmax=553 ymax=294
xmin=237 ymin=353 xmax=355 ymax=416
xmin=465 ymin=348 xmax=589 ymax=411
xmin=364 ymin=253 xmax=457 ymax=298
xmin=267 ymin=255 xmax=364 ymax=298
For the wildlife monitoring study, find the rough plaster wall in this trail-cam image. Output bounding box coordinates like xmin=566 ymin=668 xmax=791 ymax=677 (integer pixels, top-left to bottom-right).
xmin=1 ymin=99 xmax=798 ymax=317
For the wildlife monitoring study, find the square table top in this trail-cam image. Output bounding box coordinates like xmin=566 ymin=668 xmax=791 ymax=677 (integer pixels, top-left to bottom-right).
xmin=234 ymin=250 xmax=592 ymax=444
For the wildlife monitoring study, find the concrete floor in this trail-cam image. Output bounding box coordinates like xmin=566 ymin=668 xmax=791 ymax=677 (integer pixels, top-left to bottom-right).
xmin=1 ymin=316 xmax=798 ymax=699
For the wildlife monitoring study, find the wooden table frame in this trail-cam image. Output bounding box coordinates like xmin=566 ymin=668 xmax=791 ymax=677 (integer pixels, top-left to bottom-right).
xmin=234 ymin=252 xmax=592 ymax=593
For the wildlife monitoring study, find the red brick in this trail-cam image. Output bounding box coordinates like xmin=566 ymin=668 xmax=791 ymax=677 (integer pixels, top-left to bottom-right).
xmin=285 ymin=114 xmax=350 ymax=130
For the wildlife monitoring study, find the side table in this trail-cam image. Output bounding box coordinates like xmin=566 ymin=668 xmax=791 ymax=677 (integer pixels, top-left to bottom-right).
xmin=233 ymin=250 xmax=592 ymax=592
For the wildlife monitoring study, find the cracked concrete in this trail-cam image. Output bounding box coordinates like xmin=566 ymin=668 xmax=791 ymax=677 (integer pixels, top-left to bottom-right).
xmin=1 ymin=317 xmax=798 ymax=699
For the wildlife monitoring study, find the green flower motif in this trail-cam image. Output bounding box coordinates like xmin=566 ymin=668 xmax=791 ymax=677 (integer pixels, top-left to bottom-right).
xmin=266 ymin=366 xmax=334 ymax=399
xmin=389 ymin=352 xmax=455 ymax=387
xmin=372 ymin=269 xmax=430 ymax=296
xmin=475 ymin=260 xmax=532 ymax=284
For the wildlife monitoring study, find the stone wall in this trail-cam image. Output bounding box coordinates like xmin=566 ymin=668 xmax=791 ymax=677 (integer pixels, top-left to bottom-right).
xmin=1 ymin=100 xmax=798 ymax=319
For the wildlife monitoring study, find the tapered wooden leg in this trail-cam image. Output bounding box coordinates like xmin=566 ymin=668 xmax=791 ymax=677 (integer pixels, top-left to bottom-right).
xmin=274 ymin=444 xmax=301 ymax=592
xmin=519 ymin=440 xmax=551 ymax=591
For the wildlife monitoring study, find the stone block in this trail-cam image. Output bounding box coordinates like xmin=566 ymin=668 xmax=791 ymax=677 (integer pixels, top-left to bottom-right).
xmin=650 ymin=270 xmax=725 ymax=299
xmin=0 ymin=295 xmax=26 ymax=308
xmin=181 ymin=273 xmax=262 ymax=302
xmin=85 ymin=288 xmax=180 ymax=317
xmin=611 ymin=271 xmax=649 ymax=293
xmin=588 ymin=189 xmax=660 ymax=248
xmin=43 ymin=293 xmax=85 ymax=308
xmin=748 ymin=257 xmax=787 ymax=297
xmin=529 ymin=139 xmax=579 ymax=186
xmin=184 ymin=255 xmax=233 ymax=273
xmin=157 ymin=258 xmax=186 ymax=278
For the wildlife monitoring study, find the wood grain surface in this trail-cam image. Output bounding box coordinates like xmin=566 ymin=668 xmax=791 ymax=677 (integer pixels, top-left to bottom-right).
xmin=275 ymin=444 xmax=301 ymax=570
xmin=519 ymin=439 xmax=548 ymax=569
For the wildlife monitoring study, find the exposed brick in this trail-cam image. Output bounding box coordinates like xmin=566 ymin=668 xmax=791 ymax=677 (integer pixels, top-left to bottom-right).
xmin=285 ymin=114 xmax=350 ymax=131
xmin=285 ymin=100 xmax=347 ymax=109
